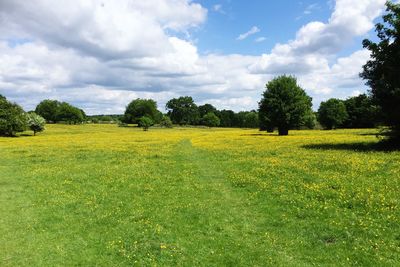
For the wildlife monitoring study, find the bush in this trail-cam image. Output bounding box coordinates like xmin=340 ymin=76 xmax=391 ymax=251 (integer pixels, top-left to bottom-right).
xmin=201 ymin=112 xmax=220 ymax=127
xmin=0 ymin=96 xmax=27 ymax=136
xmin=160 ymin=115 xmax=173 ymax=128
xmin=26 ymin=112 xmax=46 ymax=135
xmin=138 ymin=116 xmax=153 ymax=131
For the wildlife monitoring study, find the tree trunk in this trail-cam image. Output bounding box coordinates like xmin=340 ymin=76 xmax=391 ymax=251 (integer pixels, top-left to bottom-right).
xmin=278 ymin=127 xmax=289 ymax=136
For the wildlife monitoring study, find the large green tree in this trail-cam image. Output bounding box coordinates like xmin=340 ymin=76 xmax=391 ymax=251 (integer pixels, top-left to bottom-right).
xmin=166 ymin=96 xmax=199 ymax=125
xmin=0 ymin=96 xmax=27 ymax=136
xmin=343 ymin=94 xmax=381 ymax=128
xmin=57 ymin=102 xmax=85 ymax=124
xmin=35 ymin=99 xmax=61 ymax=123
xmin=360 ymin=1 xmax=400 ymax=140
xmin=318 ymin=99 xmax=348 ymax=130
xmin=258 ymin=75 xmax=313 ymax=135
xmin=123 ymin=99 xmax=159 ymax=124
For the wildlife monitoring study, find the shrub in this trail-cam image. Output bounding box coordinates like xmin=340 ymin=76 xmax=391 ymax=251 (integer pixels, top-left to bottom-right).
xmin=138 ymin=116 xmax=153 ymax=131
xmin=0 ymin=96 xmax=27 ymax=136
xmin=160 ymin=115 xmax=173 ymax=128
xmin=26 ymin=112 xmax=46 ymax=135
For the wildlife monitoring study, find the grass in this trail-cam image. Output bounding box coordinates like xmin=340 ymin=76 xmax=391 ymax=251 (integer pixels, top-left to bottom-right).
xmin=1 ymin=124 xmax=400 ymax=266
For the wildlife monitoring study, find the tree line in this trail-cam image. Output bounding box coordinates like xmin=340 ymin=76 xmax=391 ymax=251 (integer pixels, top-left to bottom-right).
xmin=119 ymin=96 xmax=260 ymax=129
xmin=1 ymin=2 xmax=398 ymax=142
xmin=0 ymin=80 xmax=389 ymax=136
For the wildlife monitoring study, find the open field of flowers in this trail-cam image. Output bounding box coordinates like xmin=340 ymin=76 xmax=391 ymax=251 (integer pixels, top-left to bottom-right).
xmin=1 ymin=124 xmax=399 ymax=266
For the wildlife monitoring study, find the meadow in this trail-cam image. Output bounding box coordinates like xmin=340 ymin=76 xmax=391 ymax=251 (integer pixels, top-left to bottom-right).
xmin=1 ymin=124 xmax=399 ymax=266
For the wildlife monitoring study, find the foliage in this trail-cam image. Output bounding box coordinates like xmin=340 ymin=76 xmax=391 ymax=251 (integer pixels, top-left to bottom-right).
xmin=138 ymin=116 xmax=153 ymax=131
xmin=35 ymin=99 xmax=85 ymax=124
xmin=259 ymin=75 xmax=313 ymax=135
xmin=303 ymin=110 xmax=317 ymax=129
xmin=243 ymin=112 xmax=259 ymax=128
xmin=26 ymin=112 xmax=46 ymax=135
xmin=0 ymin=96 xmax=27 ymax=136
xmin=166 ymin=96 xmax=200 ymax=125
xmin=159 ymin=115 xmax=173 ymax=128
xmin=57 ymin=102 xmax=85 ymax=124
xmin=198 ymin=104 xmax=217 ymax=118
xmin=318 ymin=98 xmax=348 ymax=130
xmin=216 ymin=109 xmax=235 ymax=127
xmin=343 ymin=94 xmax=381 ymax=128
xmin=360 ymin=2 xmax=400 ymax=141
xmin=123 ymin=99 xmax=159 ymax=124
xmin=35 ymin=99 xmax=61 ymax=123
xmin=201 ymin=112 xmax=220 ymax=127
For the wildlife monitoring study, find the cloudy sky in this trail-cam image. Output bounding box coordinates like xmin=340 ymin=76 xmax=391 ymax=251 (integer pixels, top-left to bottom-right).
xmin=0 ymin=0 xmax=388 ymax=114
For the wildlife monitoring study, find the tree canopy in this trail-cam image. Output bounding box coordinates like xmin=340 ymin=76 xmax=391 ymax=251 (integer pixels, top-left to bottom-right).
xmin=198 ymin=104 xmax=217 ymax=118
xmin=0 ymin=96 xmax=27 ymax=136
xmin=343 ymin=94 xmax=381 ymax=128
xmin=35 ymin=99 xmax=61 ymax=123
xmin=318 ymin=99 xmax=348 ymax=130
xmin=57 ymin=102 xmax=85 ymax=124
xmin=124 ymin=99 xmax=159 ymax=124
xmin=360 ymin=1 xmax=400 ymax=141
xmin=201 ymin=112 xmax=220 ymax=127
xmin=166 ymin=96 xmax=199 ymax=125
xmin=258 ymin=75 xmax=313 ymax=135
xmin=26 ymin=112 xmax=46 ymax=135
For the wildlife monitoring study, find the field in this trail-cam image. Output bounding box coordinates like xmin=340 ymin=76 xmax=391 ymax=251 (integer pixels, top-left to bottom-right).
xmin=1 ymin=124 xmax=399 ymax=266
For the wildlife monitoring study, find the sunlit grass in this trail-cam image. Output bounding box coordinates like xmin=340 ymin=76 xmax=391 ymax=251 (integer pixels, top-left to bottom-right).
xmin=1 ymin=124 xmax=399 ymax=266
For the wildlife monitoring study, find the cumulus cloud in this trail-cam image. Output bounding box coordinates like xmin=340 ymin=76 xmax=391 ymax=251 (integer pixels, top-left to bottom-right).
xmin=236 ymin=26 xmax=260 ymax=41
xmin=250 ymin=0 xmax=385 ymax=101
xmin=0 ymin=0 xmax=388 ymax=113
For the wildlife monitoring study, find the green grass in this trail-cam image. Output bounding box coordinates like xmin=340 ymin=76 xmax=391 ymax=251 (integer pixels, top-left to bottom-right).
xmin=1 ymin=124 xmax=399 ymax=266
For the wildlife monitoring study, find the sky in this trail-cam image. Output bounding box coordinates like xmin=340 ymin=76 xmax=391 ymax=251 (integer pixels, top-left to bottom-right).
xmin=0 ymin=0 xmax=389 ymax=114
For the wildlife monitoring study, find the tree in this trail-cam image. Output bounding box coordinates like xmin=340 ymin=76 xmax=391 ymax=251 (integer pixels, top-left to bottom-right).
xmin=35 ymin=99 xmax=61 ymax=123
xmin=216 ymin=109 xmax=235 ymax=127
xmin=166 ymin=96 xmax=199 ymax=125
xmin=124 ymin=99 xmax=159 ymax=124
xmin=360 ymin=2 xmax=400 ymax=141
xmin=57 ymin=102 xmax=84 ymax=124
xmin=160 ymin=115 xmax=173 ymax=128
xmin=201 ymin=112 xmax=220 ymax=127
xmin=0 ymin=96 xmax=27 ymax=136
xmin=138 ymin=116 xmax=153 ymax=131
xmin=199 ymin=104 xmax=217 ymax=118
xmin=26 ymin=112 xmax=46 ymax=135
xmin=318 ymin=98 xmax=348 ymax=130
xmin=343 ymin=94 xmax=381 ymax=128
xmin=303 ymin=110 xmax=317 ymax=129
xmin=243 ymin=112 xmax=259 ymax=128
xmin=259 ymin=75 xmax=313 ymax=135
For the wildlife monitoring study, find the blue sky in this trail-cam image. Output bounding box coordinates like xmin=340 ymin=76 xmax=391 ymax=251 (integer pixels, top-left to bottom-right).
xmin=0 ymin=0 xmax=389 ymax=114
xmin=196 ymin=0 xmax=333 ymax=55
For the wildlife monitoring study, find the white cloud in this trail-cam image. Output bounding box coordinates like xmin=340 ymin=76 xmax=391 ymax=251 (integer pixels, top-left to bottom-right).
xmin=248 ymin=0 xmax=385 ymax=108
xmin=237 ymin=26 xmax=260 ymax=41
xmin=255 ymin=37 xmax=267 ymax=43
xmin=304 ymin=3 xmax=320 ymax=15
xmin=0 ymin=0 xmax=388 ymax=114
